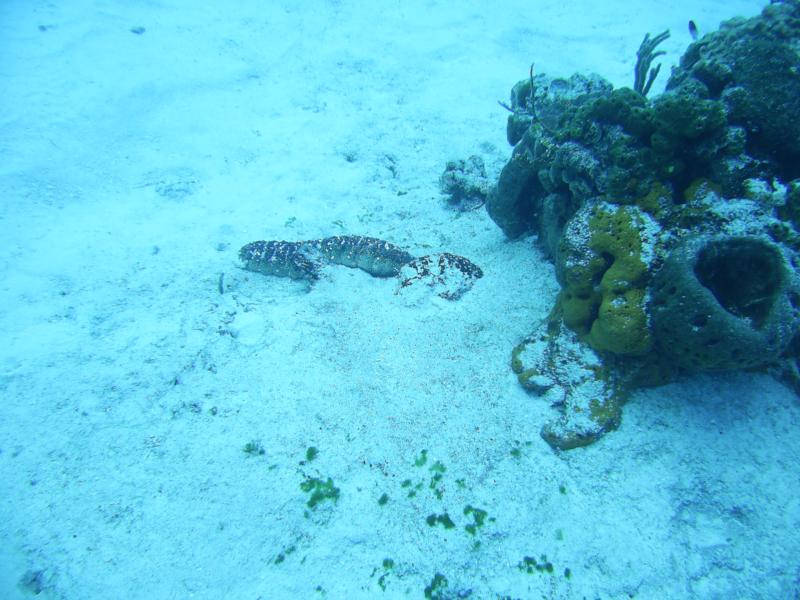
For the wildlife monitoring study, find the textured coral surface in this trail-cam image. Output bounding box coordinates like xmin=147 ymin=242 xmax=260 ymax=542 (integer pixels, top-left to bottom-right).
xmin=492 ymin=1 xmax=800 ymax=449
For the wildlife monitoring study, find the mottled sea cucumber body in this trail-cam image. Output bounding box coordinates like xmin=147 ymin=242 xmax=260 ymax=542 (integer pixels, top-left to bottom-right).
xmin=397 ymin=253 xmax=484 ymax=300
xmin=239 ymin=240 xmax=320 ymax=281
xmin=304 ymin=236 xmax=414 ymax=277
xmin=238 ymin=236 xmax=481 ymax=301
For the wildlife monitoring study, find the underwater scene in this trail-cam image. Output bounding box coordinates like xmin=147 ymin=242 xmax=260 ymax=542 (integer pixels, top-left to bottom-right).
xmin=2 ymin=0 xmax=799 ymax=598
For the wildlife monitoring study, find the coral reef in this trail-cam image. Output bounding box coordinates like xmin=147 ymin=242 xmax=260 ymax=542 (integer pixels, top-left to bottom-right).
xmin=651 ymin=234 xmax=800 ymax=370
xmin=512 ymin=317 xmax=622 ymax=450
xmin=439 ymin=156 xmax=491 ymax=211
xmin=239 ymin=235 xmax=482 ymax=300
xmin=488 ymin=1 xmax=800 ymax=449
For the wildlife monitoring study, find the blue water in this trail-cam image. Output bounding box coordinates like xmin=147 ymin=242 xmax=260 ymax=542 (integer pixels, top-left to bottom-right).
xmin=2 ymin=1 xmax=796 ymax=599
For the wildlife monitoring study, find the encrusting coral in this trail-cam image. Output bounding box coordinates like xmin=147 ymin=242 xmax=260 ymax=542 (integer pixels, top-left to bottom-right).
xmin=557 ymin=203 xmax=656 ymax=357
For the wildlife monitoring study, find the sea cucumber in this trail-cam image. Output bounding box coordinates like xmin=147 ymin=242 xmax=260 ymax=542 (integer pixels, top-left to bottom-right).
xmin=239 ymin=240 xmax=321 ymax=281
xmin=239 ymin=235 xmax=481 ymax=299
xmin=240 ymin=235 xmax=413 ymax=280
xmin=397 ymin=253 xmax=484 ymax=300
xmin=303 ymin=236 xmax=414 ymax=277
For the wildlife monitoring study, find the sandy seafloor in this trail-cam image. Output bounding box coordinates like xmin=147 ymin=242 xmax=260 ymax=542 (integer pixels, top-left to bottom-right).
xmin=1 ymin=0 xmax=799 ymax=598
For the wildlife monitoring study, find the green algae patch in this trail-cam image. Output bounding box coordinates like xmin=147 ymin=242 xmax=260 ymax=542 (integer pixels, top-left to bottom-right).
xmin=424 ymin=573 xmax=449 ymax=599
xmin=517 ymin=553 xmax=574 ymax=581
xmin=518 ymin=554 xmax=554 ymax=574
xmin=274 ymin=544 xmax=297 ymax=565
xmin=300 ymin=477 xmax=340 ymax=509
xmin=242 ymin=440 xmax=265 ymax=457
xmin=426 ymin=512 xmax=456 ymax=529
xmin=463 ymin=505 xmax=489 ymax=535
xmin=370 ymin=558 xmax=396 ymax=591
xmin=510 ymin=440 xmax=532 ymax=459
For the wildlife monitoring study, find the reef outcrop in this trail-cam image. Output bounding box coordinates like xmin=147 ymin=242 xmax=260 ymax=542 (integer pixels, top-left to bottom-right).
xmin=488 ymin=0 xmax=800 ymax=449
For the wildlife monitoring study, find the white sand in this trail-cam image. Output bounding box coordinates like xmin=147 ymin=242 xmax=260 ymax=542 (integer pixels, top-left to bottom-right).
xmin=2 ymin=0 xmax=798 ymax=598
